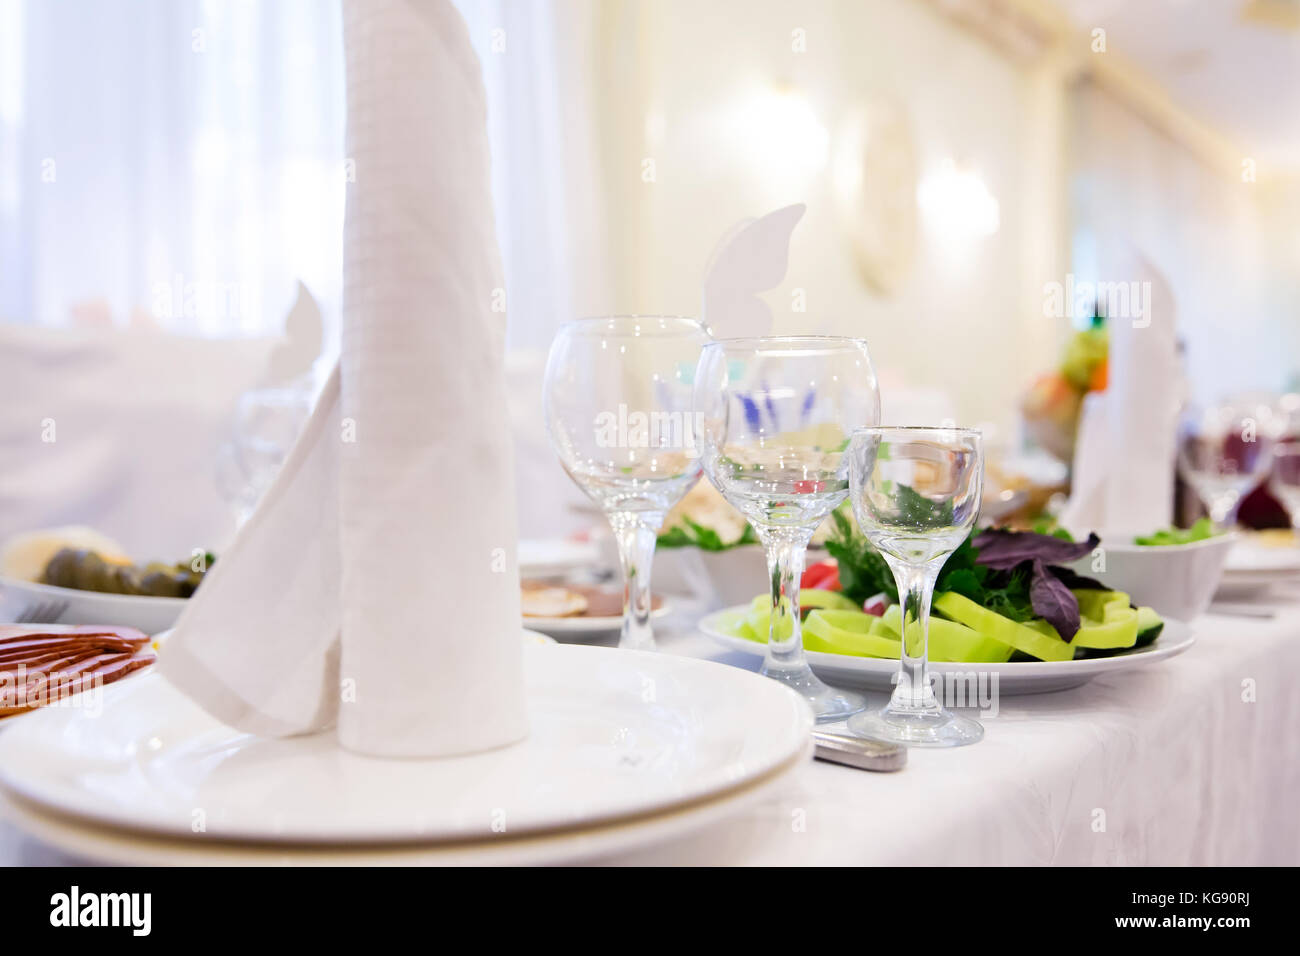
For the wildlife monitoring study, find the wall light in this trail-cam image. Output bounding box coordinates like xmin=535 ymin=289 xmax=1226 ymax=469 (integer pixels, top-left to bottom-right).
xmin=730 ymin=84 xmax=829 ymax=194
xmin=916 ymin=159 xmax=1000 ymax=240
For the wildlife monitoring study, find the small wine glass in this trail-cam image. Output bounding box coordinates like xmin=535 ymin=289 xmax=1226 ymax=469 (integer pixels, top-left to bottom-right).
xmin=694 ymin=336 xmax=877 ymax=721
xmin=544 ymin=316 xmax=709 ymax=651
xmin=848 ymin=426 xmax=984 ymax=748
xmin=1269 ymin=441 xmax=1300 ymax=537
xmin=1178 ymin=403 xmax=1275 ymax=527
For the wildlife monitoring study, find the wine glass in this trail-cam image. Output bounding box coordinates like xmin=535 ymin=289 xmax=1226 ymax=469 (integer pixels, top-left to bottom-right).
xmin=693 ymin=336 xmax=877 ymax=721
xmin=1178 ymin=402 xmax=1275 ymax=527
xmin=544 ymin=316 xmax=709 ymax=651
xmin=848 ymin=426 xmax=984 ymax=747
xmin=215 ymin=379 xmax=315 ymax=527
xmin=1269 ymin=441 xmax=1300 ymax=535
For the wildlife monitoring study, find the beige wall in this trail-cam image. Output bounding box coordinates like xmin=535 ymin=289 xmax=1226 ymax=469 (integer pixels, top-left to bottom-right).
xmin=583 ymin=0 xmax=1071 ymax=435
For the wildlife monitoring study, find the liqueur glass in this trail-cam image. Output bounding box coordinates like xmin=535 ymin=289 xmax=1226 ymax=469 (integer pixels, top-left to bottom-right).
xmin=848 ymin=426 xmax=984 ymax=747
xmin=544 ymin=316 xmax=709 ymax=651
xmin=693 ymin=336 xmax=877 ymax=721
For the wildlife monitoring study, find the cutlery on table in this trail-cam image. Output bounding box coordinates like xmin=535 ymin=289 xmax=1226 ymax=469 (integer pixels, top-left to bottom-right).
xmin=12 ymin=599 xmax=69 ymax=624
xmin=813 ymin=730 xmax=907 ymax=772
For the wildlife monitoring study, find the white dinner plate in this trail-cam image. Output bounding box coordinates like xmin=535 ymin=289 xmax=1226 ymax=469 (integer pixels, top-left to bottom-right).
xmin=0 ymin=746 xmax=801 ymax=866
xmin=523 ymin=603 xmax=670 ymax=641
xmin=698 ymin=606 xmax=1195 ymax=696
xmin=0 ymin=642 xmax=812 ymax=845
xmin=1217 ymin=538 xmax=1300 ymax=599
xmin=0 ymin=574 xmax=184 ymax=634
xmin=518 ymin=538 xmax=601 ymax=578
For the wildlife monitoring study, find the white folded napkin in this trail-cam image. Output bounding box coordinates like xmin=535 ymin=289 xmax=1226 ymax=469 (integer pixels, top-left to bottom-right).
xmin=162 ymin=0 xmax=528 ymax=757
xmin=1059 ymin=255 xmax=1180 ymax=539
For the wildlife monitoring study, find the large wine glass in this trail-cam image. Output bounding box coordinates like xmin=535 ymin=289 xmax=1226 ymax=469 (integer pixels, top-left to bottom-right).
xmin=1178 ymin=402 xmax=1275 ymax=527
xmin=544 ymin=316 xmax=709 ymax=651
xmin=848 ymin=426 xmax=984 ymax=747
xmin=694 ymin=336 xmax=877 ymax=721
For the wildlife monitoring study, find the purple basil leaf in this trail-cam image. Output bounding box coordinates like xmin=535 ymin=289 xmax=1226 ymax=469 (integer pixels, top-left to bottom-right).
xmin=972 ymin=529 xmax=1100 ymax=571
xmin=1048 ymin=565 xmax=1107 ymax=591
xmin=1029 ymin=559 xmax=1081 ymax=641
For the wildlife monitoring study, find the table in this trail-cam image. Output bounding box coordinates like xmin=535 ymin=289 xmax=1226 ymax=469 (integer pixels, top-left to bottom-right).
xmin=3 ymin=592 xmax=1297 ymax=866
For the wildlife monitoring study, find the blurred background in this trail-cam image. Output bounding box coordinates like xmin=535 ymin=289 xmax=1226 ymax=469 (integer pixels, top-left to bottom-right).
xmin=1 ymin=0 xmax=1298 ymax=553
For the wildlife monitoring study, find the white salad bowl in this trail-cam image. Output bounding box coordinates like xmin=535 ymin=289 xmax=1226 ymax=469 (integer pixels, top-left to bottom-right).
xmin=1067 ymin=533 xmax=1235 ymax=621
xmin=695 ymin=545 xmax=773 ymax=607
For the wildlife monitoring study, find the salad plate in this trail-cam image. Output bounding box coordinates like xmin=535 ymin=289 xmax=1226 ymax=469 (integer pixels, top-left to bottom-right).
xmin=0 ymin=642 xmax=811 ymax=845
xmin=698 ymin=607 xmax=1195 ymax=695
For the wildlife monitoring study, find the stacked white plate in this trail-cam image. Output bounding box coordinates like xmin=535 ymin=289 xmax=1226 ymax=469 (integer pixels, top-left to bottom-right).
xmin=0 ymin=642 xmax=811 ymax=864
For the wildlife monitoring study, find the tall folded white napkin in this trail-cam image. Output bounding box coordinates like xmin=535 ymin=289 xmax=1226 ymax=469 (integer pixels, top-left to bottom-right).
xmin=162 ymin=0 xmax=528 ymax=757
xmin=1059 ymin=255 xmax=1180 ymax=539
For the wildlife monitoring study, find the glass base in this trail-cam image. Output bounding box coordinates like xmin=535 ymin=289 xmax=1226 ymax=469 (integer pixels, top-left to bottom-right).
xmin=618 ymin=627 xmax=656 ymax=652
xmin=849 ymin=705 xmax=984 ymax=748
xmin=761 ymin=661 xmax=866 ymax=722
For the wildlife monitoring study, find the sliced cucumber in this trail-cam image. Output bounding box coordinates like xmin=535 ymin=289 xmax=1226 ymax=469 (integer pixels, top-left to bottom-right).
xmin=1070 ymin=589 xmax=1139 ymax=649
xmin=748 ymin=589 xmax=858 ymax=613
xmin=803 ymin=609 xmax=901 ymax=658
xmin=799 ymin=588 xmax=861 ymax=612
xmin=933 ymin=591 xmax=1075 ymax=662
xmin=880 ymin=603 xmax=1012 ymax=662
xmin=1134 ymin=605 xmax=1164 ymax=648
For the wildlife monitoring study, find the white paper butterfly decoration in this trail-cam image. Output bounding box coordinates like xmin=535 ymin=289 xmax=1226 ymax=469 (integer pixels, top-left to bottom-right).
xmin=264 ymin=280 xmax=324 ymax=386
xmin=701 ymin=204 xmax=806 ymax=338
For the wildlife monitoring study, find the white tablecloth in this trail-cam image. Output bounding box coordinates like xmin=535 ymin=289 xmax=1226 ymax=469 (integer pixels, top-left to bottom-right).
xmin=3 ymin=590 xmax=1298 ymax=866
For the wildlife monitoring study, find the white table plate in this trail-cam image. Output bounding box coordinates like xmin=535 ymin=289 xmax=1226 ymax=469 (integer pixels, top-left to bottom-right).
xmin=698 ymin=606 xmax=1195 ymax=695
xmin=518 ymin=538 xmax=601 ymax=578
xmin=0 ymin=642 xmax=812 ymax=845
xmin=523 ymin=603 xmax=670 ymax=640
xmin=0 ymin=575 xmax=184 ymax=634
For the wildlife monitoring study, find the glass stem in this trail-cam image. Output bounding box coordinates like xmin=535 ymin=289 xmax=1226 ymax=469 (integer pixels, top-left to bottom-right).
xmin=610 ymin=512 xmax=661 ymax=652
xmin=886 ymin=559 xmax=942 ymax=715
xmin=760 ymin=527 xmax=814 ymax=674
xmin=1210 ymin=492 xmax=1240 ymax=528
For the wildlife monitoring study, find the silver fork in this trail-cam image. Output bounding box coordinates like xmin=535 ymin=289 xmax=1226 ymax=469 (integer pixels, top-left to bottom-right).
xmin=13 ymin=599 xmax=69 ymax=624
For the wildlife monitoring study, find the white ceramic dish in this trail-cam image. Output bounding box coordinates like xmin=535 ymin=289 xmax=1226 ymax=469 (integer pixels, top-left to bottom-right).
xmin=1066 ymin=534 xmax=1235 ymax=620
xmin=518 ymin=538 xmax=601 ymax=578
xmin=695 ymin=545 xmax=774 ymax=607
xmin=0 ymin=642 xmax=812 ymax=845
xmin=698 ymin=607 xmax=1195 ymax=696
xmin=0 ymin=628 xmax=552 ymax=729
xmin=1224 ymin=536 xmax=1300 ymax=573
xmin=0 ymin=575 xmax=184 ymax=634
xmin=522 ymin=603 xmax=670 ymax=640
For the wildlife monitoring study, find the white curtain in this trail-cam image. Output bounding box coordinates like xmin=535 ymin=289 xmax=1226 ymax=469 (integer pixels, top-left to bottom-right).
xmin=1070 ymin=80 xmax=1273 ymax=403
xmin=454 ymin=0 xmax=609 ymax=350
xmin=0 ymin=0 xmax=602 ymax=351
xmin=0 ymin=0 xmax=347 ymax=337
